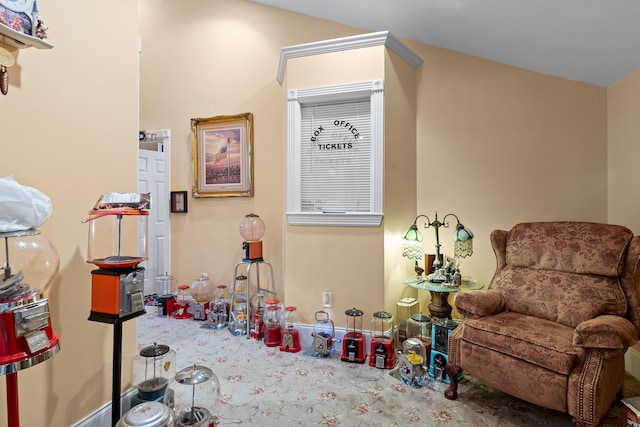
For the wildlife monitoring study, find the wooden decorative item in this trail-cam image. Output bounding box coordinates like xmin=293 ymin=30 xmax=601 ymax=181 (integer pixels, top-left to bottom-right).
xmin=0 ymin=66 xmax=7 ymax=95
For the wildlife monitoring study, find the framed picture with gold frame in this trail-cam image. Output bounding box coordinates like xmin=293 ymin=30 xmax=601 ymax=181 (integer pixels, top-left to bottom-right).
xmin=191 ymin=112 xmax=254 ymax=198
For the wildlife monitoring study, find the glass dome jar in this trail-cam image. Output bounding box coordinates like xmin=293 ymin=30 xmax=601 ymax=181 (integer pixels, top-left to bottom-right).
xmin=163 ymin=364 xmax=220 ymax=427
xmin=1 ymin=229 xmax=60 ymax=299
xmin=207 ymin=285 xmax=228 ymax=330
xmin=232 ymin=275 xmax=247 ymax=296
xmin=132 ymin=343 xmax=176 ymax=403
xmin=190 ymin=273 xmax=215 ymax=304
xmin=238 ymin=213 xmax=265 ymax=241
xmin=230 ymin=302 xmax=247 ymax=336
xmin=370 ymin=311 xmax=393 ymax=340
xmin=85 ymin=209 xmax=148 ymax=269
xmin=407 ymin=313 xmax=432 ymax=344
xmin=156 ymin=273 xmax=175 ymax=297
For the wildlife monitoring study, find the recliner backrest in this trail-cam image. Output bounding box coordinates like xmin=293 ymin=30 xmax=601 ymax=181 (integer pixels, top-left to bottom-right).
xmin=489 ymin=222 xmax=633 ymax=328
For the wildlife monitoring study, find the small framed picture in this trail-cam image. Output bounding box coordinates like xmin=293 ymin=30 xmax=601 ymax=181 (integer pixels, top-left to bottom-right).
xmin=171 ymin=191 xmax=188 ymax=213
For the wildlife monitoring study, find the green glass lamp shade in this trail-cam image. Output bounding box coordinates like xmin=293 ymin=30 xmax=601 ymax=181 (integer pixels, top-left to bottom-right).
xmin=453 ymin=225 xmax=474 ymax=258
xmin=402 ymin=224 xmax=423 ymax=260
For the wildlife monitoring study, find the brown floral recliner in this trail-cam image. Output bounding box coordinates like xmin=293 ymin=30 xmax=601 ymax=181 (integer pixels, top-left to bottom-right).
xmin=444 ymin=222 xmax=640 ymax=427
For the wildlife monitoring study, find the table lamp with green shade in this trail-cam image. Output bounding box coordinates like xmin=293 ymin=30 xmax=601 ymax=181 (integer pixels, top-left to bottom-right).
xmin=402 ymin=212 xmax=474 ymax=281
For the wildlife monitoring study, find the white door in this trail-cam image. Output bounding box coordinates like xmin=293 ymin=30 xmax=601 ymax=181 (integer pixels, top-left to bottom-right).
xmin=138 ymin=129 xmax=171 ymax=295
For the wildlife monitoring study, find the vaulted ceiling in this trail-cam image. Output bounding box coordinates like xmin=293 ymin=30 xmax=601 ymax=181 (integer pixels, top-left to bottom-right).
xmin=251 ymin=0 xmax=640 ymax=87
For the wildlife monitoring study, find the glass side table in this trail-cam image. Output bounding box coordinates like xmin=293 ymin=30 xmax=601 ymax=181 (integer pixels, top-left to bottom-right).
xmin=404 ymin=276 xmax=484 ymax=319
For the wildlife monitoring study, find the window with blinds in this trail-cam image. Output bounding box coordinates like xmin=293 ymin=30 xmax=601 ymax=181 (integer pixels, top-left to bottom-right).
xmin=286 ymin=80 xmax=384 ymax=226
xmin=300 ymin=99 xmax=371 ymax=213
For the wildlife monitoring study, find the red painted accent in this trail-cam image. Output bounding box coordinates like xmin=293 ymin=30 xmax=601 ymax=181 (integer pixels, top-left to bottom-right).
xmin=6 ymin=372 xmax=19 ymax=427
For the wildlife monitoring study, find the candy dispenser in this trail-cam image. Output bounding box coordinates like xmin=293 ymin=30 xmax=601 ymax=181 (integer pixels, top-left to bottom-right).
xmin=85 ymin=208 xmax=147 ymax=318
xmin=239 ymin=213 xmax=265 ymax=262
xmin=190 ymin=273 xmax=215 ymax=321
xmin=207 ymin=285 xmax=228 ymax=330
xmin=341 ymin=308 xmax=366 ymax=364
xmin=1 ymin=229 xmax=60 ymax=427
xmin=395 ymin=297 xmax=418 ymax=348
xmin=395 ymin=337 xmax=428 ymax=388
xmin=164 ymin=364 xmax=220 ymax=427
xmin=249 ymin=291 xmax=265 ymax=340
xmin=407 ymin=312 xmax=432 ymax=367
xmin=429 ymin=319 xmax=461 ymax=384
xmin=263 ymin=298 xmax=281 ymax=347
xmin=131 ymin=343 xmax=176 ymax=407
xmin=369 ymin=311 xmax=394 ymax=369
xmin=174 ymin=285 xmax=192 ymax=320
xmin=311 ymin=310 xmax=335 ymax=357
xmin=156 ymin=273 xmax=176 ymax=317
xmin=232 ymin=274 xmax=247 ymax=297
xmin=229 ymin=302 xmax=247 ymax=336
xmin=280 ymin=306 xmax=301 ymax=353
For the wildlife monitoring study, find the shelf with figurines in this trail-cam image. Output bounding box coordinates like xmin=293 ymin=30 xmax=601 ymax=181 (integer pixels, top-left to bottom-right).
xmin=0 ymin=0 xmax=52 ymax=49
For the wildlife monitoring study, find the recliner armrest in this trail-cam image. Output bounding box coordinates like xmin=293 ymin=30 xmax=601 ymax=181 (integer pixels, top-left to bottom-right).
xmin=454 ymin=289 xmax=505 ymax=318
xmin=573 ymin=315 xmax=638 ymax=349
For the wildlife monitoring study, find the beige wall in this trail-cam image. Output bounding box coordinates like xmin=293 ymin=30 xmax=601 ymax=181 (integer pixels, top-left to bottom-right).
xmin=282 ymin=47 xmax=387 ymax=323
xmin=409 ymin=44 xmax=608 ymax=292
xmin=0 ymin=1 xmax=139 ymax=426
xmin=382 ymin=48 xmax=420 ymax=314
xmin=608 ymin=68 xmax=640 ymax=372
xmin=137 ymin=0 xmax=362 ymax=307
xmin=0 ymin=0 xmax=637 ymax=424
xmin=608 ymin=68 xmax=640 ymax=233
xmin=139 ymin=0 xmax=613 ymax=361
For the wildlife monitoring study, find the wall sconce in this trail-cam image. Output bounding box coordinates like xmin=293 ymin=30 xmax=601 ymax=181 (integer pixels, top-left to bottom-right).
xmin=402 ymin=212 xmax=473 ymax=281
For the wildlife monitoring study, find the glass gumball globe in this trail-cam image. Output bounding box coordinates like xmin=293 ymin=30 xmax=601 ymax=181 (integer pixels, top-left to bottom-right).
xmin=190 ymin=273 xmax=216 ymax=303
xmin=239 ymin=213 xmax=265 ymax=241
xmin=164 ymin=364 xmax=220 ymax=427
xmin=1 ymin=229 xmax=60 ymax=296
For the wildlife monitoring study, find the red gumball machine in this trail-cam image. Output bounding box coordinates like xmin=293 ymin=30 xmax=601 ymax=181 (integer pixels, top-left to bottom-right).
xmin=280 ymin=306 xmax=301 ymax=353
xmin=174 ymin=285 xmax=193 ymax=320
xmin=341 ymin=308 xmax=366 ymax=364
xmin=369 ymin=311 xmax=395 ymax=369
xmin=263 ymin=298 xmax=281 ymax=347
xmin=1 ymin=229 xmax=60 ymax=427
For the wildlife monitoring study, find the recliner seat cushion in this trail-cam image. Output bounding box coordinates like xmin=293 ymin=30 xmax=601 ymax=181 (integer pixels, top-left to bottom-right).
xmin=462 ymin=311 xmax=578 ymax=375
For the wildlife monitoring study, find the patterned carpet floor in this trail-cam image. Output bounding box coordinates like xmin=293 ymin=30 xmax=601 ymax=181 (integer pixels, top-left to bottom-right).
xmin=137 ymin=309 xmax=640 ymax=426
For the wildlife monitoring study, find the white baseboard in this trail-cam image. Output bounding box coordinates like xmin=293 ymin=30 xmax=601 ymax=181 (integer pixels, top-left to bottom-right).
xmin=297 ymin=324 xmax=373 ymax=352
xmin=71 ymin=388 xmax=137 ymax=427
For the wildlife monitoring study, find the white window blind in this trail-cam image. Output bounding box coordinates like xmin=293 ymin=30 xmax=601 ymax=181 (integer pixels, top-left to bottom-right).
xmin=286 ymin=80 xmax=384 ymax=227
xmin=300 ymin=99 xmax=371 ymax=213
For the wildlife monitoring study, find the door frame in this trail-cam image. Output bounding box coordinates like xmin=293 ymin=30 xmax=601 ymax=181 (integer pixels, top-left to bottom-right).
xmin=138 ymin=129 xmax=171 ymax=295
